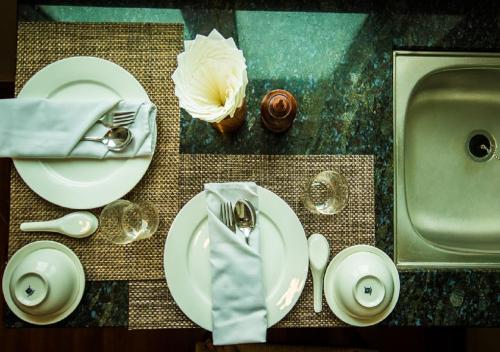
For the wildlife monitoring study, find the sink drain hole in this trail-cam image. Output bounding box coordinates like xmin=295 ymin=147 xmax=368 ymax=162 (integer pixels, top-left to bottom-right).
xmin=467 ymin=131 xmax=495 ymax=161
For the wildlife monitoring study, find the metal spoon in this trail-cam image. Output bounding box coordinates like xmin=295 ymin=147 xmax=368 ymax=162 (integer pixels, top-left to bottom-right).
xmin=20 ymin=211 xmax=99 ymax=239
xmin=234 ymin=199 xmax=256 ymax=244
xmin=82 ymin=127 xmax=133 ymax=152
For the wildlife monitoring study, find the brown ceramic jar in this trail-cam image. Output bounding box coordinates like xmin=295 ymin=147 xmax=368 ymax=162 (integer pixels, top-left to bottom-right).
xmin=260 ymin=89 xmax=297 ymax=133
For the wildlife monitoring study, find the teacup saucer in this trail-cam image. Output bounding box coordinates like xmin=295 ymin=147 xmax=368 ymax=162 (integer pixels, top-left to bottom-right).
xmin=2 ymin=241 xmax=85 ymax=325
xmin=324 ymin=245 xmax=400 ymax=326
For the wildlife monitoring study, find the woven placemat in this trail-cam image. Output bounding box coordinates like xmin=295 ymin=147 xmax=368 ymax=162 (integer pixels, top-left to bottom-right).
xmin=8 ymin=22 xmax=183 ymax=280
xmin=129 ymin=154 xmax=375 ymax=329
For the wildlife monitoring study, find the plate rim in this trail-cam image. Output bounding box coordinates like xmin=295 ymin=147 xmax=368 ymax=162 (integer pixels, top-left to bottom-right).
xmin=13 ymin=56 xmax=154 ymax=209
xmin=2 ymin=240 xmax=86 ymax=325
xmin=324 ymin=244 xmax=400 ymax=327
xmin=164 ymin=186 xmax=309 ymax=330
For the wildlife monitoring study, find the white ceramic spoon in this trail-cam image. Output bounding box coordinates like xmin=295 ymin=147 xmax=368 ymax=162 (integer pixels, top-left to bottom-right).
xmin=308 ymin=233 xmax=330 ymax=313
xmin=20 ymin=211 xmax=98 ymax=238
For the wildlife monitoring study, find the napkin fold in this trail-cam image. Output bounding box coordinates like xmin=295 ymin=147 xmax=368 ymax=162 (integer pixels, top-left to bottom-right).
xmin=0 ymin=98 xmax=156 ymax=159
xmin=172 ymin=29 xmax=248 ymax=123
xmin=204 ymin=182 xmax=267 ymax=345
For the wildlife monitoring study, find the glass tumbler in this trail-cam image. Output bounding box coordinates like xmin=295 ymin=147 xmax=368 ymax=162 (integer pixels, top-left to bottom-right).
xmin=303 ymin=170 xmax=349 ymax=215
xmin=99 ymin=199 xmax=159 ymax=245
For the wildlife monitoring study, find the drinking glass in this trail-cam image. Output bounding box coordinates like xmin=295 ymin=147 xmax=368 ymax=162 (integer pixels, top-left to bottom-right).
xmin=99 ymin=199 xmax=159 ymax=245
xmin=303 ymin=170 xmax=349 ymax=215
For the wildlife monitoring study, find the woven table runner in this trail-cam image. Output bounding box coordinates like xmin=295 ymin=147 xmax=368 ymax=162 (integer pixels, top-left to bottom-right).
xmin=129 ymin=154 xmax=375 ymax=329
xmin=8 ymin=22 xmax=183 ymax=280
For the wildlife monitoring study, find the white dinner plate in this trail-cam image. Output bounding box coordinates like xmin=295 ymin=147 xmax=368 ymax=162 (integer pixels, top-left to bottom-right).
xmin=2 ymin=241 xmax=85 ymax=325
xmin=14 ymin=56 xmax=155 ymax=209
xmin=164 ymin=186 xmax=309 ymax=330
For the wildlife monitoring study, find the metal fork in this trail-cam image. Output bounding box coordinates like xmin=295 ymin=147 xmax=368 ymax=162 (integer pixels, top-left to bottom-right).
xmin=98 ymin=111 xmax=136 ymax=128
xmin=220 ymin=201 xmax=235 ymax=232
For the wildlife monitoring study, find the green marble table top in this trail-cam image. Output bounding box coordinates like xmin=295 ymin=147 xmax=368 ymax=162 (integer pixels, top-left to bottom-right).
xmin=6 ymin=0 xmax=500 ymax=327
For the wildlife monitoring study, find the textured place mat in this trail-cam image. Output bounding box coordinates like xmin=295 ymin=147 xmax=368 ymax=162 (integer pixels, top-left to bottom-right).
xmin=8 ymin=22 xmax=183 ymax=280
xmin=129 ymin=154 xmax=375 ymax=329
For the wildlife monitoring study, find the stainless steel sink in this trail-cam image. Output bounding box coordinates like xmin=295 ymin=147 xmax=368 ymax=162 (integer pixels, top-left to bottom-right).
xmin=394 ymin=51 xmax=500 ymax=268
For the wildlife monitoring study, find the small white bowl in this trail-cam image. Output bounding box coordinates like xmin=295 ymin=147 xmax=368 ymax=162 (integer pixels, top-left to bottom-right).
xmin=2 ymin=241 xmax=85 ymax=325
xmin=10 ymin=248 xmax=78 ymax=316
xmin=334 ymin=251 xmax=394 ymax=318
xmin=324 ymin=245 xmax=400 ymax=326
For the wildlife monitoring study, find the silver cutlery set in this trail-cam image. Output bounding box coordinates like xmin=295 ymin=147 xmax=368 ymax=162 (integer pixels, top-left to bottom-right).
xmin=220 ymin=199 xmax=256 ymax=244
xmin=81 ymin=110 xmax=136 ymax=152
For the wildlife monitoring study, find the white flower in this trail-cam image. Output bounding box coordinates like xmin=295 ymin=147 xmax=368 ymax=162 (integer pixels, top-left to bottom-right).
xmin=172 ymin=29 xmax=248 ymax=123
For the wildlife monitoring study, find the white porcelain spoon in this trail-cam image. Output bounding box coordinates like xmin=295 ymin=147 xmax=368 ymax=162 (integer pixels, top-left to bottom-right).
xmin=308 ymin=233 xmax=330 ymax=313
xmin=20 ymin=211 xmax=99 ymax=238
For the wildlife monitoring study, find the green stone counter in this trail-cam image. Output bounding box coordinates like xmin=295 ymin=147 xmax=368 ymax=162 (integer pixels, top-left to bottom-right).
xmin=6 ymin=1 xmax=500 ymax=327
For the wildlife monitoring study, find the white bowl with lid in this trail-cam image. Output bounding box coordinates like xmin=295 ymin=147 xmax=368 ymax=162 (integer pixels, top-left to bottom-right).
xmin=324 ymin=245 xmax=400 ymax=326
xmin=2 ymin=241 xmax=85 ymax=325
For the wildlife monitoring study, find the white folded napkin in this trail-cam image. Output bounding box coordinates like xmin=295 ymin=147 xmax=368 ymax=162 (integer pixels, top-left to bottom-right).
xmin=204 ymin=182 xmax=267 ymax=345
xmin=172 ymin=29 xmax=248 ymax=123
xmin=0 ymin=98 xmax=156 ymax=159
